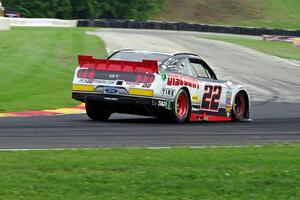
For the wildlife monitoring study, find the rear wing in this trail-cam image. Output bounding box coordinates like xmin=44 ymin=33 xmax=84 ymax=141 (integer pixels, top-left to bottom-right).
xmin=78 ymin=55 xmax=158 ymax=74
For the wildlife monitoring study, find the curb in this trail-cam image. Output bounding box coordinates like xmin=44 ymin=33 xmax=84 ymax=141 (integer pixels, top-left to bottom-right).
xmin=0 ymin=103 xmax=85 ymax=118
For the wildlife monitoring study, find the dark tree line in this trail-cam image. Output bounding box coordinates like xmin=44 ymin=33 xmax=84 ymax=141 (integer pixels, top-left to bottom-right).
xmin=2 ymin=0 xmax=165 ymax=19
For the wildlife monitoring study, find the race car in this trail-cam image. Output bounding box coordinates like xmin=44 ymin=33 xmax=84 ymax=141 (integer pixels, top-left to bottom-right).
xmin=72 ymin=49 xmax=250 ymax=123
xmin=4 ymin=10 xmax=21 ymax=18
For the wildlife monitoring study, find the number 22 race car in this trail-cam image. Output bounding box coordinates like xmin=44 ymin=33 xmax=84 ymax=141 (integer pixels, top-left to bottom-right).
xmin=72 ymin=49 xmax=250 ymax=123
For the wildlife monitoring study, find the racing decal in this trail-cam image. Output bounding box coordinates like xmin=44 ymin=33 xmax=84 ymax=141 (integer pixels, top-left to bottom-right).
xmin=153 ymin=100 xmax=172 ymax=110
xmin=126 ymin=82 xmax=141 ymax=87
xmin=77 ymin=69 xmax=154 ymax=83
xmin=161 ymin=73 xmax=167 ymax=81
xmin=192 ymin=94 xmax=199 ymax=102
xmin=161 ymin=88 xmax=175 ymax=97
xmin=192 ymin=105 xmax=201 ymax=112
xmin=189 ymin=113 xmax=231 ymax=122
xmin=225 ymin=88 xmax=233 ymax=116
xmin=109 ymin=74 xmax=121 ymax=79
xmin=104 ymin=86 xmax=119 ymax=94
xmin=190 ymin=105 xmax=231 ymax=121
xmin=78 ymin=79 xmax=93 ymax=84
xmin=135 ymin=73 xmax=155 ymax=83
xmin=142 ymin=83 xmax=152 ymax=88
xmin=201 ymin=85 xmax=222 ymax=112
xmin=78 ymin=79 xmax=116 ymax=85
xmin=167 ymin=74 xmax=199 ymax=89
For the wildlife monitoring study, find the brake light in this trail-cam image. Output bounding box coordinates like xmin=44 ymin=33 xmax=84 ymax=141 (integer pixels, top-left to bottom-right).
xmin=135 ymin=74 xmax=154 ymax=83
xmin=77 ymin=69 xmax=155 ymax=83
xmin=77 ymin=69 xmax=95 ymax=79
xmin=88 ymin=70 xmax=95 ymax=79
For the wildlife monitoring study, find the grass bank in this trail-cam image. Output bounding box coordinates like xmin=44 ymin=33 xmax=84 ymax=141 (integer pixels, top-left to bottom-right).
xmin=200 ymin=35 xmax=300 ymax=61
xmin=0 ymin=27 xmax=106 ymax=112
xmin=0 ymin=145 xmax=299 ymax=199
xmin=155 ymin=0 xmax=300 ymax=29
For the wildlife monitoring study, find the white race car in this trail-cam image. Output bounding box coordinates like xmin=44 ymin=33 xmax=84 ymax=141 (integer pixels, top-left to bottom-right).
xmin=72 ymin=49 xmax=250 ymax=123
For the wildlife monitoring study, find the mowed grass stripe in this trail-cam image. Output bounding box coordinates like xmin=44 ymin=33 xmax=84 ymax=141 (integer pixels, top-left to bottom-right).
xmin=199 ymin=35 xmax=300 ymax=61
xmin=0 ymin=27 xmax=106 ymax=112
xmin=0 ymin=145 xmax=299 ymax=199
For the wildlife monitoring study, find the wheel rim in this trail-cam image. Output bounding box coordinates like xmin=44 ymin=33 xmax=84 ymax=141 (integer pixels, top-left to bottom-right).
xmin=177 ymin=93 xmax=187 ymax=118
xmin=234 ymin=93 xmax=245 ymax=118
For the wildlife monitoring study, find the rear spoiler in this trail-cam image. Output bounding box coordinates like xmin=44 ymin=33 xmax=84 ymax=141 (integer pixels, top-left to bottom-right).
xmin=78 ymin=55 xmax=158 ymax=74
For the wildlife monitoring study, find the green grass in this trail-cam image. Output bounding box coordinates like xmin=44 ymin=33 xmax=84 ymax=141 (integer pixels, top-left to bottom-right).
xmin=200 ymin=35 xmax=300 ymax=60
xmin=0 ymin=145 xmax=299 ymax=199
xmin=155 ymin=0 xmax=300 ymax=29
xmin=0 ymin=27 xmax=106 ymax=112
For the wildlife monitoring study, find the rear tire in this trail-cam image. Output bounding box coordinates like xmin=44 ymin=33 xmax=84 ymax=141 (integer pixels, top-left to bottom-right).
xmin=86 ymin=100 xmax=111 ymax=121
xmin=231 ymin=92 xmax=246 ymax=121
xmin=170 ymin=89 xmax=190 ymax=123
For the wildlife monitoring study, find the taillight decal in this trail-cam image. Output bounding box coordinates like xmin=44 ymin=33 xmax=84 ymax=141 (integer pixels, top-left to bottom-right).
xmin=88 ymin=70 xmax=95 ymax=79
xmin=143 ymin=75 xmax=149 ymax=83
xmin=77 ymin=69 xmax=154 ymax=83
xmin=84 ymin=70 xmax=90 ymax=78
xmin=148 ymin=76 xmax=155 ymax=83
xmin=135 ymin=74 xmax=143 ymax=82
xmin=77 ymin=70 xmax=82 ymax=78
xmin=134 ymin=74 xmax=155 ymax=83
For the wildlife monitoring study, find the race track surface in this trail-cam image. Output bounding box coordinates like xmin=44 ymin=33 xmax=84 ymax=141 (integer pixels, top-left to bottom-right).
xmin=1 ymin=29 xmax=300 ymax=149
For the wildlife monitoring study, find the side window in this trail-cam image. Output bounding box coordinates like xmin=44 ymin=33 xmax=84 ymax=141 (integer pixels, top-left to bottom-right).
xmin=190 ymin=61 xmax=210 ymax=79
xmin=161 ymin=57 xmax=194 ymax=76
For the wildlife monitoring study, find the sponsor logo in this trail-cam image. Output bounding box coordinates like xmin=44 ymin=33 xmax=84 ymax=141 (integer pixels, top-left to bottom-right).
xmin=79 ymin=79 xmax=116 ymax=85
xmin=162 ymin=88 xmax=175 ymax=97
xmin=192 ymin=106 xmax=200 ymax=112
xmin=167 ymin=74 xmax=199 ymax=89
xmin=192 ymin=94 xmax=199 ymax=102
xmin=126 ymin=82 xmax=141 ymax=86
xmin=225 ymin=88 xmax=233 ymax=109
xmin=104 ymin=86 xmax=118 ymax=94
xmin=161 ymin=73 xmax=167 ymax=81
xmin=158 ymin=101 xmax=167 ymax=107
xmin=78 ymin=79 xmax=93 ymax=84
xmin=156 ymin=100 xmax=172 ymax=110
xmin=142 ymin=83 xmax=152 ymax=88
xmin=109 ymin=74 xmax=121 ymax=79
xmin=226 ymin=105 xmax=231 ymax=113
xmin=93 ymin=80 xmax=116 ymax=85
xmin=226 ymin=99 xmax=231 ymax=105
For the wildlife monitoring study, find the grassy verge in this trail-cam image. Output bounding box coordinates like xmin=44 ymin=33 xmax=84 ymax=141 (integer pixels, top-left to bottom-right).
xmin=200 ymin=35 xmax=300 ymax=61
xmin=0 ymin=27 xmax=106 ymax=112
xmin=0 ymin=145 xmax=299 ymax=199
xmin=155 ymin=0 xmax=300 ymax=29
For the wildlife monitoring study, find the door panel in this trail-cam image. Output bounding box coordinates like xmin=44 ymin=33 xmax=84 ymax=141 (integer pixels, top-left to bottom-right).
xmin=197 ymin=80 xmax=228 ymax=115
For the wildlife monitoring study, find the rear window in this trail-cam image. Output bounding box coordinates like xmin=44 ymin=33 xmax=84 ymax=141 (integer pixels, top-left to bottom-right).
xmin=161 ymin=57 xmax=194 ymax=76
xmin=5 ymin=11 xmax=18 ymax=14
xmin=109 ymin=52 xmax=169 ymax=63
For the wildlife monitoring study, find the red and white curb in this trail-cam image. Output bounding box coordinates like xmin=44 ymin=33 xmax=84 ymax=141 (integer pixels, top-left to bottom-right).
xmin=0 ymin=103 xmax=85 ymax=118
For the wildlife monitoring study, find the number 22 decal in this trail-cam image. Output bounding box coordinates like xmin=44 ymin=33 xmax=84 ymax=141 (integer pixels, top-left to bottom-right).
xmin=201 ymin=85 xmax=222 ymax=111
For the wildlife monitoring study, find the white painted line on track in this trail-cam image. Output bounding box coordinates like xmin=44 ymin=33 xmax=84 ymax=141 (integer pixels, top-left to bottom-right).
xmin=1 ymin=144 xmax=295 ymax=152
xmin=272 ymin=56 xmax=300 ymax=67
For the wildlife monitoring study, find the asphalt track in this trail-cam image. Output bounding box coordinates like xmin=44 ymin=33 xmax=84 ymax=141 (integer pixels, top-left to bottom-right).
xmin=1 ymin=29 xmax=300 ymax=149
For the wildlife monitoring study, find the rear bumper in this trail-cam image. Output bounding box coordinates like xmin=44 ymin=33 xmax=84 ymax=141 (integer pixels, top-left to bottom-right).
xmin=72 ymin=92 xmax=172 ymax=116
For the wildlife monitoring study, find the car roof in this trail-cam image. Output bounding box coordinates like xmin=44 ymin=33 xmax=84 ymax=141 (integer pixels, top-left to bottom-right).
xmin=113 ymin=49 xmax=201 ymax=59
xmin=5 ymin=10 xmax=19 ymax=13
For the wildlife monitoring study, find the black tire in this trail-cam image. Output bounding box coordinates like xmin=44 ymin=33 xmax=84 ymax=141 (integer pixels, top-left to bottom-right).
xmin=231 ymin=92 xmax=246 ymax=121
xmin=85 ymin=100 xmax=111 ymax=121
xmin=170 ymin=89 xmax=190 ymax=123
